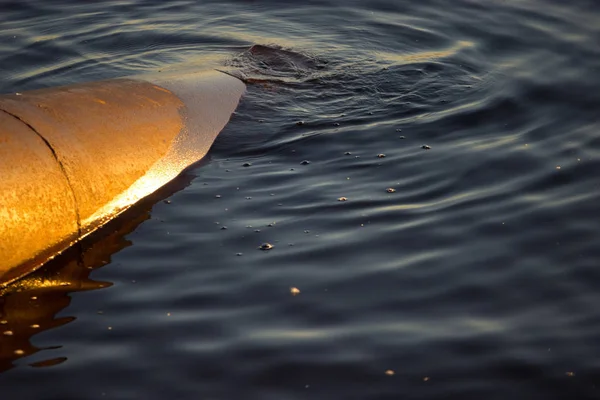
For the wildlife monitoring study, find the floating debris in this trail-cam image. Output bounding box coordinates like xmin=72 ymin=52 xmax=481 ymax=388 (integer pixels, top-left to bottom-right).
xmin=423 ymin=377 xmax=430 ymax=382
xmin=300 ymin=160 xmax=310 ymax=165
xmin=385 ymin=370 xmax=395 ymax=376
xmin=396 ymin=128 xmax=402 ymax=132
xmin=236 ymin=253 xmax=243 ymax=256
xmin=296 ymin=121 xmax=305 ymax=126
xmin=566 ymin=371 xmax=575 ymax=377
xmin=422 ymin=145 xmax=431 ymax=150
xmin=215 ymin=195 xmax=222 ymax=198
xmin=344 ymin=151 xmax=352 ymax=155
xmin=30 ymin=324 xmax=40 ymax=329
xmin=3 ymin=331 xmax=13 ymax=336
xmin=290 ymin=287 xmax=301 ymax=296
xmin=243 ymin=162 xmax=252 ymax=167
xmin=386 ymin=188 xmax=396 ymax=193
xmin=163 ymin=200 xmax=171 ymax=204
xmin=333 ymin=122 xmax=340 ymax=126
xmin=338 ymin=197 xmax=348 ymax=201
xmin=399 ymin=136 xmax=406 ymax=139
xmin=14 ymin=350 xmax=24 ymax=356
xmin=259 ymin=243 xmax=274 ymax=250
xmin=220 ymin=226 xmax=228 ymax=230
xmin=377 ymin=154 xmax=386 ymax=158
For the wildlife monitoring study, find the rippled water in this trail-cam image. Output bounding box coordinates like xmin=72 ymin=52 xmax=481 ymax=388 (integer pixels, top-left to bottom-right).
xmin=1 ymin=0 xmax=600 ymax=398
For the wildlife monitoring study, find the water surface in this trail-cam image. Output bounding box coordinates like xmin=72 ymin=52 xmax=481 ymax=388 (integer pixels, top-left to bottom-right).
xmin=1 ymin=0 xmax=600 ymax=399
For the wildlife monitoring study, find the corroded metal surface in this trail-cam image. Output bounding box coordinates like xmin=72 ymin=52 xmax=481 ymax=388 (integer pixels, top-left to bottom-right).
xmin=0 ymin=112 xmax=78 ymax=282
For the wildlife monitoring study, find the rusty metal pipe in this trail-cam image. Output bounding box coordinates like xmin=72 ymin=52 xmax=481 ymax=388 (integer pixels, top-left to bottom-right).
xmin=0 ymin=70 xmax=245 ymax=285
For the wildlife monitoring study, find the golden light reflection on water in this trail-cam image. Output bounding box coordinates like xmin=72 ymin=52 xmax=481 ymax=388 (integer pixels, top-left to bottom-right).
xmin=374 ymin=40 xmax=475 ymax=65
xmin=0 ymin=207 xmax=151 ymax=372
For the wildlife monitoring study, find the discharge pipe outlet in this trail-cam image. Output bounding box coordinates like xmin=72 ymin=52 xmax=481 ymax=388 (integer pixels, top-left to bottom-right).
xmin=0 ymin=70 xmax=245 ymax=285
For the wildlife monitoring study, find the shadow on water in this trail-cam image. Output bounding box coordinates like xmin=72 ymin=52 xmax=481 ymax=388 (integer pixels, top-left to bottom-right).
xmin=0 ymin=168 xmax=199 ymax=372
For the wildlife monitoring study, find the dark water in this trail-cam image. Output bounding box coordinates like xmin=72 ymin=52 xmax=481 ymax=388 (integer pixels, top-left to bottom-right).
xmin=1 ymin=0 xmax=600 ymax=398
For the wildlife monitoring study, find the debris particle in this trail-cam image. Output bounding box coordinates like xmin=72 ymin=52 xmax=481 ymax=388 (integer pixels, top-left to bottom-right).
xmin=290 ymin=287 xmax=301 ymax=296
xmin=300 ymin=160 xmax=310 ymax=165
xmin=259 ymin=243 xmax=274 ymax=250
xmin=385 ymin=370 xmax=395 ymax=376
xmin=386 ymin=188 xmax=396 ymax=193
xmin=422 ymin=145 xmax=431 ymax=150
xmin=243 ymin=162 xmax=252 ymax=167
xmin=377 ymin=154 xmax=386 ymax=158
xmin=338 ymin=197 xmax=348 ymax=201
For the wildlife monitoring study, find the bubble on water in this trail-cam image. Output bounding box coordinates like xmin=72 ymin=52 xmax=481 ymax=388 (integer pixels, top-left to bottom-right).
xmin=215 ymin=195 xmax=222 ymax=198
xmin=396 ymin=128 xmax=402 ymax=132
xmin=259 ymin=243 xmax=274 ymax=250
xmin=399 ymin=136 xmax=406 ymax=139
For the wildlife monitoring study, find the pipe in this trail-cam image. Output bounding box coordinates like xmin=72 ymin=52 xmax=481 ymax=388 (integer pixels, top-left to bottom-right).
xmin=0 ymin=70 xmax=246 ymax=285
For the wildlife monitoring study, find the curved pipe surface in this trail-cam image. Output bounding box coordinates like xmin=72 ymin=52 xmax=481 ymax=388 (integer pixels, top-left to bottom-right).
xmin=0 ymin=70 xmax=245 ymax=285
